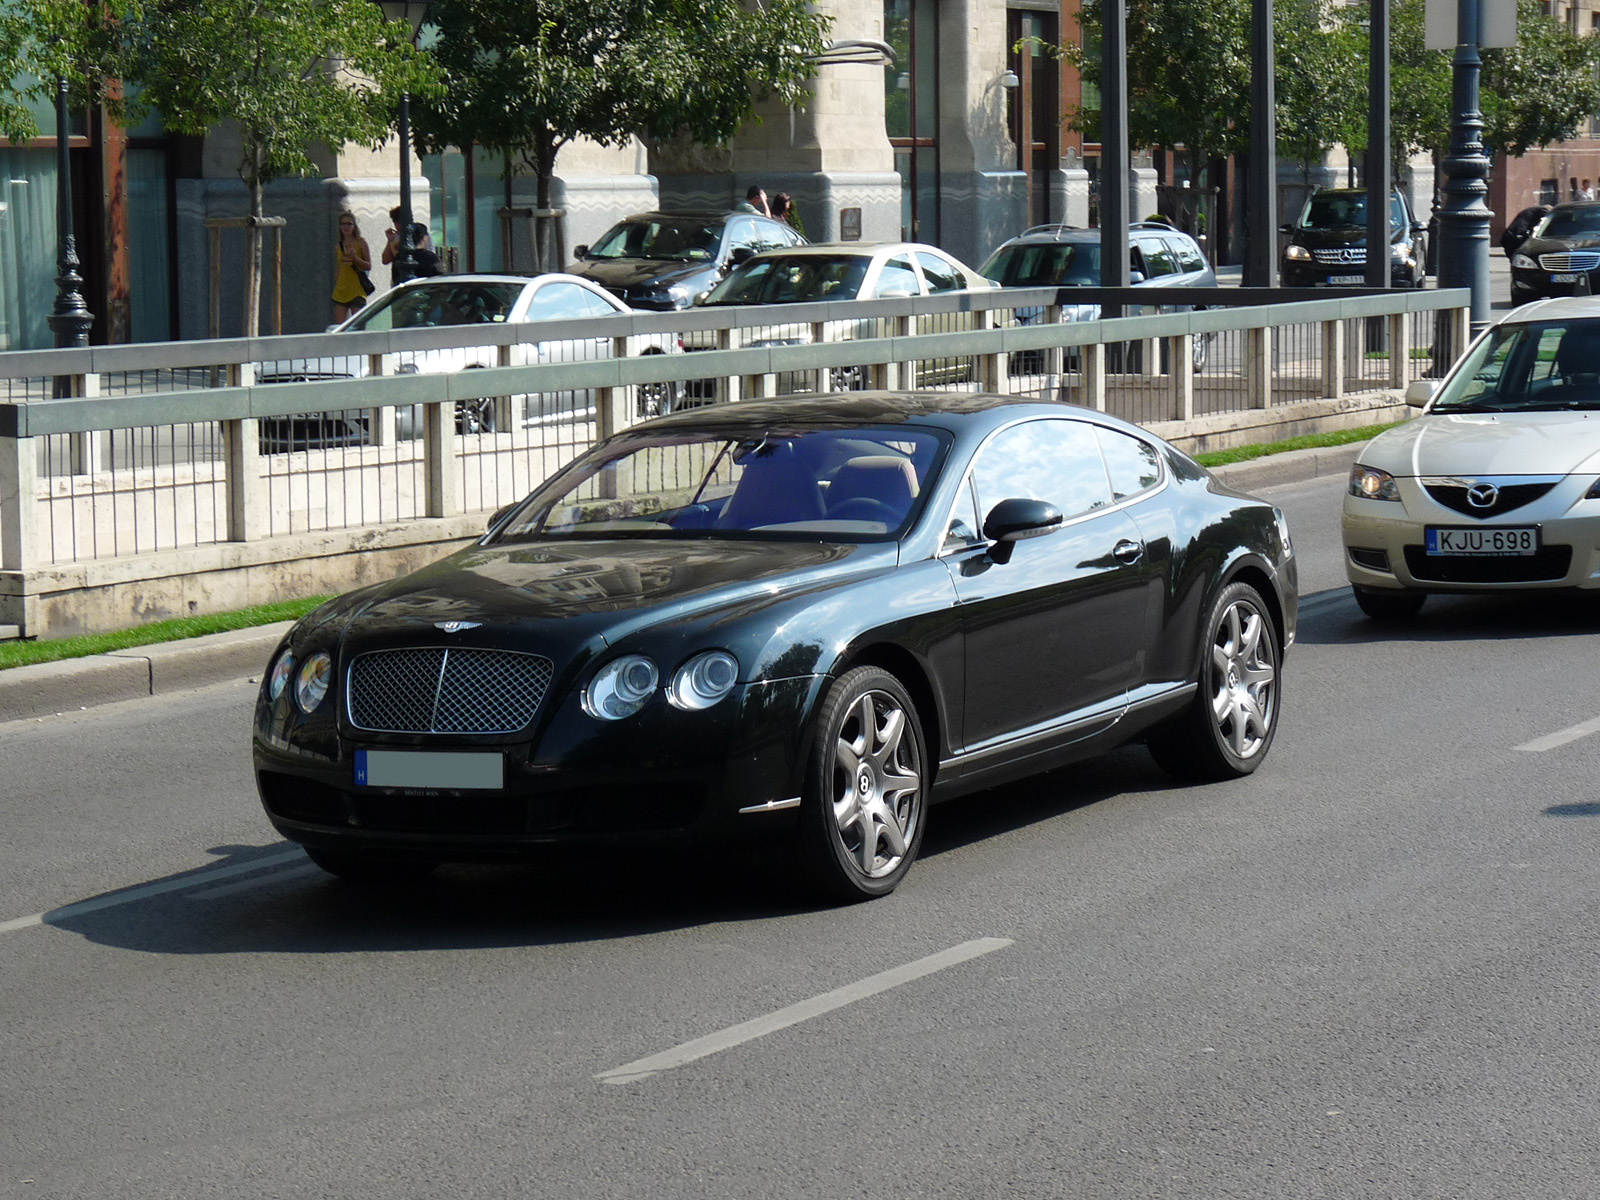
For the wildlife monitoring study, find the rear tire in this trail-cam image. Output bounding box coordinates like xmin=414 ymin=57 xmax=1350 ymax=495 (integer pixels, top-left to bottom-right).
xmin=1352 ymin=584 xmax=1426 ymax=620
xmin=798 ymin=667 xmax=928 ymax=902
xmin=1148 ymin=581 xmax=1281 ymax=781
xmin=304 ymin=847 xmax=440 ymax=884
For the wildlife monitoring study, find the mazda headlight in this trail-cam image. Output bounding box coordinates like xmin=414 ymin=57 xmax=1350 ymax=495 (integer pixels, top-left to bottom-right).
xmin=1349 ymin=463 xmax=1400 ymax=502
xmin=1513 ymin=253 xmax=1537 ymax=270
xmin=1286 ymin=244 xmax=1312 ymax=262
xmin=268 ymin=650 xmax=295 ymax=702
xmin=295 ymin=652 xmax=333 ymax=712
xmin=668 ymin=651 xmax=740 ymax=711
xmin=583 ymin=655 xmax=659 ymax=720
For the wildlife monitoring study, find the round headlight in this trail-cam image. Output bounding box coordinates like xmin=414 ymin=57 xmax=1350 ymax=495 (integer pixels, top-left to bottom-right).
xmin=267 ymin=651 xmax=295 ymax=702
xmin=583 ymin=654 xmax=659 ymax=720
xmin=295 ymin=652 xmax=333 ymax=713
xmin=668 ymin=650 xmax=740 ymax=711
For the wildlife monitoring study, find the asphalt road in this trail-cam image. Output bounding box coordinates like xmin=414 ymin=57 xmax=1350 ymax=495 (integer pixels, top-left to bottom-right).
xmin=6 ymin=472 xmax=1600 ymax=1199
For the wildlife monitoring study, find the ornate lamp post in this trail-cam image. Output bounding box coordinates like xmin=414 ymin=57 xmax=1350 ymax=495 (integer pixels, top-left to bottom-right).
xmin=376 ymin=0 xmax=429 ymax=285
xmin=1436 ymin=0 xmax=1493 ymax=334
xmin=46 ymin=77 xmax=93 ymax=350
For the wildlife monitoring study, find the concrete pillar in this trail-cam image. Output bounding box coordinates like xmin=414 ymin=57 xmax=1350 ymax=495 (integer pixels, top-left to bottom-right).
xmin=1051 ymin=166 xmax=1092 ymax=229
xmin=0 ymin=432 xmax=38 ymax=570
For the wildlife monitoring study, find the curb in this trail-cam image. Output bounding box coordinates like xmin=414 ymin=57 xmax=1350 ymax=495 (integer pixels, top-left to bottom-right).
xmin=0 ymin=621 xmax=291 ymax=724
xmin=0 ymin=443 xmax=1362 ymax=724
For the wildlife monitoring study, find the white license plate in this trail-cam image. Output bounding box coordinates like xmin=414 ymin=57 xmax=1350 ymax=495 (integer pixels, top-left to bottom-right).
xmin=354 ymin=749 xmax=504 ymax=790
xmin=1329 ymin=274 xmax=1364 ymax=285
xmin=1425 ymin=526 xmax=1539 ymax=556
xmin=1553 ymin=273 xmax=1580 ymax=283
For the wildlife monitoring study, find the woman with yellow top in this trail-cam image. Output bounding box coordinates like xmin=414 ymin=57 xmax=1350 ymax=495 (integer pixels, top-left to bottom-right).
xmin=331 ymin=211 xmax=372 ymax=322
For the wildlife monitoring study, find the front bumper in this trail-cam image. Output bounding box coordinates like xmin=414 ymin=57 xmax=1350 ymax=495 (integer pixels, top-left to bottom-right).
xmin=1511 ymin=265 xmax=1596 ymax=301
xmin=1282 ymin=260 xmax=1417 ymax=288
xmin=1341 ymin=478 xmax=1600 ymax=592
xmin=252 ymin=674 xmax=827 ymax=859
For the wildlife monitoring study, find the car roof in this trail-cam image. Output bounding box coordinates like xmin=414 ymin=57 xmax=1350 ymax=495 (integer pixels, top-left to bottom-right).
xmin=994 ymin=224 xmax=1195 ymax=247
xmin=1544 ymin=200 xmax=1600 ymax=213
xmin=623 ymin=392 xmax=1154 ymax=439
xmin=1492 ymin=296 xmax=1600 ymax=326
xmin=616 ymin=210 xmax=762 ymax=223
xmin=741 ymin=241 xmax=949 ymax=256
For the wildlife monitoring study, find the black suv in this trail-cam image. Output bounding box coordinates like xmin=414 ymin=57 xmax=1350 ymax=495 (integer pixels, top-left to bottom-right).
xmin=568 ymin=210 xmax=806 ymax=310
xmin=1510 ymin=201 xmax=1600 ymax=304
xmin=1280 ymin=188 xmax=1427 ymax=288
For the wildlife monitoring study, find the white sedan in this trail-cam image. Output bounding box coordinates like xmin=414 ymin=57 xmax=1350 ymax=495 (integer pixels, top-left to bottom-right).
xmin=257 ymin=274 xmax=676 ymax=445
xmin=1343 ymin=297 xmax=1600 ymax=617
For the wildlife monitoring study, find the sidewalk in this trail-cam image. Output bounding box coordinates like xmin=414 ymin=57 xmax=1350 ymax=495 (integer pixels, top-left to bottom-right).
xmin=0 ymin=441 xmax=1366 ymax=724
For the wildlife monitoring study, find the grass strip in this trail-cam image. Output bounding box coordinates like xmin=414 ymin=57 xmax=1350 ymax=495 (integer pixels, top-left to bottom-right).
xmin=1195 ymin=422 xmax=1400 ymax=468
xmin=0 ymin=595 xmax=331 ymax=671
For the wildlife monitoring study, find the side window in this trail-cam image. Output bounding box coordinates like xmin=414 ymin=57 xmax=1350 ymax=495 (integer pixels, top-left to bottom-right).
xmin=724 ymin=217 xmax=761 ymax=256
xmin=1140 ymin=238 xmax=1178 ymax=277
xmin=971 ymin=419 xmax=1114 ymax=522
xmin=751 ymin=219 xmax=792 ymax=253
xmin=1095 ymin=427 xmax=1163 ymax=500
xmin=875 ymin=255 xmax=921 ymax=297
xmin=1170 ymin=237 xmax=1206 ymax=273
xmin=916 ymin=251 xmax=963 ymax=294
xmin=527 ymin=283 xmax=594 ymax=322
xmin=578 ymin=287 xmax=621 ymax=319
xmin=941 ymin=474 xmax=984 ymax=553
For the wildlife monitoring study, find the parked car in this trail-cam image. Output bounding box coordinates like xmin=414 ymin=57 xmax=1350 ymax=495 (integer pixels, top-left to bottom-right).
xmin=256 ymin=274 xmax=677 ymax=449
xmin=1280 ymin=188 xmax=1428 ymax=289
xmin=253 ymin=393 xmax=1296 ymax=900
xmin=1509 ymin=201 xmax=1600 ymax=304
xmin=978 ymin=222 xmax=1217 ymax=371
xmin=1343 ymin=297 xmax=1600 ymax=617
xmin=687 ymin=241 xmax=997 ymax=387
xmin=567 ymin=211 xmax=806 ymax=311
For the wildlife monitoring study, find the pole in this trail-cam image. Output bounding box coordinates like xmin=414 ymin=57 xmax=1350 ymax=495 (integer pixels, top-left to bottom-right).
xmin=47 ymin=77 xmax=93 ymax=352
xmin=1100 ymin=0 xmax=1129 ymax=314
xmin=1436 ymin=0 xmax=1492 ymax=333
xmin=1245 ymin=0 xmax=1277 ymax=288
xmin=392 ymin=91 xmax=417 ymax=285
xmin=1366 ymin=0 xmax=1392 ymax=289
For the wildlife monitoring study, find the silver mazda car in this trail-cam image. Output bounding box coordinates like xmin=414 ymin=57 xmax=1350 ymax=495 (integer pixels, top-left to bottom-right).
xmin=1343 ymin=297 xmax=1600 ymax=617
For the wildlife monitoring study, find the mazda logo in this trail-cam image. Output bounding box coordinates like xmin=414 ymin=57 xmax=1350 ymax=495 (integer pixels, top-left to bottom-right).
xmin=1466 ymin=482 xmax=1499 ymax=509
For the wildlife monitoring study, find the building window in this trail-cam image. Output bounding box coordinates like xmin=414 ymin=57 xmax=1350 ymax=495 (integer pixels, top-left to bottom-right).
xmin=885 ymin=0 xmax=939 ymax=243
xmin=1541 ymin=178 xmax=1560 ymax=206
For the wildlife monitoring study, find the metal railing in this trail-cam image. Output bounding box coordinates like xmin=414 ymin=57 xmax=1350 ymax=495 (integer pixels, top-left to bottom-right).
xmin=1 ymin=286 xmax=1469 ymax=573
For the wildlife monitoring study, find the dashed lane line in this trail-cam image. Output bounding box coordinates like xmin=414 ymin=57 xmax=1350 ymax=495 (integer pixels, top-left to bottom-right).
xmin=595 ymin=937 xmax=1013 ymax=1085
xmin=1516 ymin=714 xmax=1600 ymax=754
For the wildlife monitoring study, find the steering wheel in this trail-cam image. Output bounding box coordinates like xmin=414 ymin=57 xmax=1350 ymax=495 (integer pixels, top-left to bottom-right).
xmin=827 ymin=498 xmax=898 ymax=525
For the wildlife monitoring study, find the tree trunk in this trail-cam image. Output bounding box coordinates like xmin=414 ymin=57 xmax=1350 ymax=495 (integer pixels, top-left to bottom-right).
xmin=535 ymin=138 xmax=557 ymax=273
xmin=244 ymin=150 xmax=264 ymax=339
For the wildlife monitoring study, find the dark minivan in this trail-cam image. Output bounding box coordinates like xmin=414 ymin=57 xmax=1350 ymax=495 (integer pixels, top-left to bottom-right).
xmin=568 ymin=210 xmax=806 ymax=310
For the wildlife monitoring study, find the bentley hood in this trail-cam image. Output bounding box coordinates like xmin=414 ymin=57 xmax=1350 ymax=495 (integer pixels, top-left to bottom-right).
xmin=1360 ymin=411 xmax=1600 ymax=477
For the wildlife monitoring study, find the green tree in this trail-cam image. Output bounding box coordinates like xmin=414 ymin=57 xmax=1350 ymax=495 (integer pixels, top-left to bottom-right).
xmin=1482 ymin=0 xmax=1600 ymax=156
xmin=1276 ymin=0 xmax=1364 ymax=187
xmin=413 ymin=0 xmax=830 ymax=266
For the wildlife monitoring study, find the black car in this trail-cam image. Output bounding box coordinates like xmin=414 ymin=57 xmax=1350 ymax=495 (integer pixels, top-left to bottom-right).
xmin=1280 ymin=188 xmax=1428 ymax=288
xmin=253 ymin=395 xmax=1297 ymax=900
xmin=1510 ymin=201 xmax=1600 ymax=304
xmin=568 ymin=210 xmax=807 ymax=310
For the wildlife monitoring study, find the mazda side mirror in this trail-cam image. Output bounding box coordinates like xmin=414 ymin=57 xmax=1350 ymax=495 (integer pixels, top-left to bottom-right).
xmin=1128 ymin=271 xmax=1146 ymax=285
xmin=1405 ymin=379 xmax=1437 ymax=408
xmin=983 ymin=497 xmax=1063 ymax=563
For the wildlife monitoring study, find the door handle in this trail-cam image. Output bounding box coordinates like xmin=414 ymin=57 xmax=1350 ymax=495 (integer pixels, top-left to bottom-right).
xmin=1112 ymin=538 xmax=1145 ymax=565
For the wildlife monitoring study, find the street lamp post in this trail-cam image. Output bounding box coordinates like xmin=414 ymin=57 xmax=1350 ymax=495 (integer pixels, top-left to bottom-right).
xmin=376 ymin=0 xmax=429 ymax=286
xmin=46 ymin=77 xmax=93 ymax=351
xmin=1436 ymin=0 xmax=1493 ymax=334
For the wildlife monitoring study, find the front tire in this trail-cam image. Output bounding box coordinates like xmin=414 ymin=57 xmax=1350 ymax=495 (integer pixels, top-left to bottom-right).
xmin=1352 ymin=584 xmax=1426 ymax=620
xmin=798 ymin=667 xmax=928 ymax=902
xmin=1148 ymin=581 xmax=1281 ymax=781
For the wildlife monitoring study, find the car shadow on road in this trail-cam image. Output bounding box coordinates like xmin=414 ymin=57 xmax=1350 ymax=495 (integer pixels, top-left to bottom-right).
xmin=44 ymin=751 xmax=1177 ymax=956
xmin=1294 ymin=588 xmax=1600 ymax=646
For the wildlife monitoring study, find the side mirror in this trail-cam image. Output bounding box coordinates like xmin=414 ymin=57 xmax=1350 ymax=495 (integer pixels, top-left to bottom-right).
xmin=1405 ymin=379 xmax=1437 ymax=408
xmin=983 ymin=497 xmax=1063 ymax=563
xmin=729 ymin=246 xmax=755 ymax=265
xmin=573 ymin=244 xmax=589 ymax=259
xmin=1279 ymin=223 xmax=1294 ymax=234
xmin=693 ymin=290 xmax=711 ymax=306
xmin=1128 ymin=271 xmax=1146 ymax=285
xmin=1411 ymin=222 xmax=1427 ymax=234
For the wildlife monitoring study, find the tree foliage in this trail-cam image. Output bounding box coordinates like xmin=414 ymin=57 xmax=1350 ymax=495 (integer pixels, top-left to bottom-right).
xmin=413 ymin=0 xmax=831 ymax=210
xmin=1482 ymin=0 xmax=1600 ymax=156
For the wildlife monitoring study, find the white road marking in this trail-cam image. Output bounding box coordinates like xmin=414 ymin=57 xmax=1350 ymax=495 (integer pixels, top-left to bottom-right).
xmin=0 ymin=848 xmax=305 ymax=936
xmin=183 ymin=862 xmax=323 ymax=900
xmin=1516 ymin=714 xmax=1600 ymax=753
xmin=595 ymin=936 xmax=1013 ymax=1085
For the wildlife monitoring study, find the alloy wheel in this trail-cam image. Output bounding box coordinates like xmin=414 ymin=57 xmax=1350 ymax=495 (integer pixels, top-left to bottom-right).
xmin=830 ymin=690 xmax=923 ymax=879
xmin=1209 ymin=599 xmax=1276 ymax=760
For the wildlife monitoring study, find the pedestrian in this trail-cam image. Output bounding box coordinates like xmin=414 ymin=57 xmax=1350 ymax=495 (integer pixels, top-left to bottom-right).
xmin=1583 ymin=180 xmax=1596 ymax=202
xmin=1500 ymin=204 xmax=1551 ymax=259
xmin=735 ymin=184 xmax=771 ymax=217
xmin=770 ymin=191 xmax=805 ymax=237
xmin=331 ymin=210 xmax=373 ymax=323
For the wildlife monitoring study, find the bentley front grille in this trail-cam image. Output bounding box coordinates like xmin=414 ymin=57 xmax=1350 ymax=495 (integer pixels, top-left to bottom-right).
xmin=347 ymin=647 xmax=555 ymax=734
